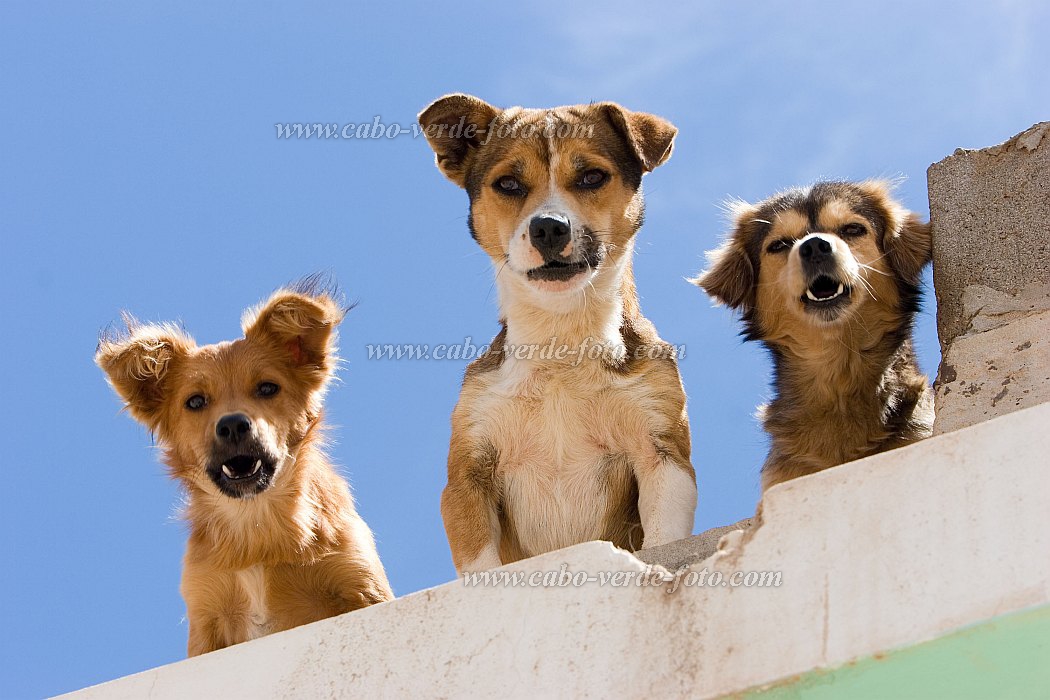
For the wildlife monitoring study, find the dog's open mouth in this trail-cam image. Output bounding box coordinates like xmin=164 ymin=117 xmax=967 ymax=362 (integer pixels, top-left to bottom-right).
xmin=209 ymin=453 xmax=275 ymax=497
xmin=526 ymin=259 xmax=591 ymax=282
xmin=802 ymin=275 xmax=850 ymax=305
xmin=221 ymin=455 xmax=263 ymax=480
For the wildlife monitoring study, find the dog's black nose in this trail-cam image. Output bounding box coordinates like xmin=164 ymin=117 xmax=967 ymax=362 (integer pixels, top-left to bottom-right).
xmin=216 ymin=413 xmax=252 ymax=443
xmin=529 ymin=215 xmax=572 ymax=258
xmin=799 ymin=236 xmax=833 ymax=265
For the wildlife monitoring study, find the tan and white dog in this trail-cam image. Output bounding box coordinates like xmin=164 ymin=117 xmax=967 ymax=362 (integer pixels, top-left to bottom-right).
xmin=419 ymin=94 xmax=697 ymax=573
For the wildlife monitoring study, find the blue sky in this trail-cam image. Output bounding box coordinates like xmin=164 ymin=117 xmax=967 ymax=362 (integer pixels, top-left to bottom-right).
xmin=1 ymin=1 xmax=1046 ymax=696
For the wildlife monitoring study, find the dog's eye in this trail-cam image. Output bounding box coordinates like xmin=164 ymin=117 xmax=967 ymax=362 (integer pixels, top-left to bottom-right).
xmin=840 ymin=223 xmax=867 ymax=238
xmin=767 ymin=238 xmax=793 ymax=253
xmin=185 ymin=394 xmax=207 ymax=411
xmin=257 ymin=382 xmax=280 ymax=398
xmin=577 ymin=169 xmax=608 ymax=189
xmin=493 ymin=176 xmax=525 ymax=196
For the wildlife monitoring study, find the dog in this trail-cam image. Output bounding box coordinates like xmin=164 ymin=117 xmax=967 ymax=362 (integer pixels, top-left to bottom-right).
xmin=418 ymin=94 xmax=697 ymax=573
xmin=96 ymin=281 xmax=393 ymax=656
xmin=693 ymin=180 xmax=934 ymax=491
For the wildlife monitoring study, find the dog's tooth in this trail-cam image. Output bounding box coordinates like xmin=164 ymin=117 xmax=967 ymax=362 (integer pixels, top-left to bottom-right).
xmin=806 ymin=289 xmax=819 ymax=301
xmin=222 ymin=464 xmax=234 ymax=478
xmin=835 ymin=284 xmax=844 ymax=297
xmin=252 ymin=460 xmax=261 ymax=474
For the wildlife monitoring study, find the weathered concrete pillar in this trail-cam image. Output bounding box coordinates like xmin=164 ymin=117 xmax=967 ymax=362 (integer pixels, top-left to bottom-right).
xmin=928 ymin=122 xmax=1050 ymax=435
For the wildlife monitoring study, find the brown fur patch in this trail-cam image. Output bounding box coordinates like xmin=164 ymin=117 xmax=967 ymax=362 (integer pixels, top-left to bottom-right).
xmin=694 ymin=181 xmax=934 ymax=490
xmin=96 ymin=283 xmax=392 ymax=655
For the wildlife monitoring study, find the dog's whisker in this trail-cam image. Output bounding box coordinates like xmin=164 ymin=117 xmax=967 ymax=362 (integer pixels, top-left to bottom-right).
xmin=486 ymin=258 xmax=510 ymax=303
xmin=853 ymin=274 xmax=879 ymax=302
xmin=861 ymin=250 xmax=894 ymax=266
xmin=857 ymin=262 xmax=891 ymax=278
xmin=845 ymin=303 xmax=874 ymax=340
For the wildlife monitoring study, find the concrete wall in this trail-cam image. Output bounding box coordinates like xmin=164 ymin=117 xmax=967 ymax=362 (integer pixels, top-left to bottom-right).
xmin=62 ymin=402 xmax=1050 ymax=700
xmin=929 ymin=122 xmax=1050 ymax=434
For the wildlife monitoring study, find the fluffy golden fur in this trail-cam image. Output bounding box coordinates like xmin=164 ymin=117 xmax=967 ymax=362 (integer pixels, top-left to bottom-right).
xmin=419 ymin=94 xmax=696 ymax=573
xmin=694 ymin=181 xmax=934 ymax=490
xmin=96 ymin=281 xmax=392 ymax=656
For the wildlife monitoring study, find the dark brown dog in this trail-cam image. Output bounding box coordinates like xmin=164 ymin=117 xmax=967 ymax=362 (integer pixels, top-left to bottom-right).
xmin=694 ymin=181 xmax=933 ymax=490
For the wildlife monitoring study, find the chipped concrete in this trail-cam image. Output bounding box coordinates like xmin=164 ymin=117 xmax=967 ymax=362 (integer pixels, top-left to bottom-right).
xmin=928 ymin=121 xmax=1050 ymax=351
xmin=635 ymin=517 xmax=754 ymax=572
xmin=62 ymin=402 xmax=1050 ymax=700
xmin=956 ymin=283 xmax=1050 ymax=336
xmin=934 ymin=314 xmax=1050 ymax=436
xmin=929 ymin=122 xmax=1050 ymax=433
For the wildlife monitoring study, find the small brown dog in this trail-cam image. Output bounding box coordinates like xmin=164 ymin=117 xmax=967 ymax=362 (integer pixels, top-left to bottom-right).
xmin=419 ymin=94 xmax=696 ymax=573
xmin=694 ymin=181 xmax=934 ymax=490
xmin=96 ymin=281 xmax=392 ymax=656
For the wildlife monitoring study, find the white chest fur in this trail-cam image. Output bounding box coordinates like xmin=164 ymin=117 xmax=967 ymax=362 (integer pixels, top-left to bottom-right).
xmin=235 ymin=565 xmax=271 ymax=640
xmin=474 ymin=357 xmax=657 ymax=556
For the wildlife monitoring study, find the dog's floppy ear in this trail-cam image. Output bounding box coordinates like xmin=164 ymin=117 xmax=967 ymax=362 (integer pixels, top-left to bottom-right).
xmin=886 ymin=211 xmax=932 ymax=282
xmin=691 ymin=203 xmax=757 ymax=311
xmin=600 ymin=103 xmax=677 ymax=172
xmin=859 ymin=180 xmax=932 ymax=282
xmin=242 ymin=286 xmax=345 ymax=385
xmin=692 ymin=242 xmax=755 ymax=311
xmin=418 ymin=94 xmax=501 ymax=187
xmin=95 ymin=318 xmax=195 ymax=429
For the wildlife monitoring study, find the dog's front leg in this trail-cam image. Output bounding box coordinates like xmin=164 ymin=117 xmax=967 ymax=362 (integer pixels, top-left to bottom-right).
xmin=441 ymin=436 xmax=503 ymax=574
xmin=634 ymin=440 xmax=697 ymax=550
xmin=186 ymin=614 xmax=226 ymax=657
xmin=181 ymin=546 xmax=237 ymax=656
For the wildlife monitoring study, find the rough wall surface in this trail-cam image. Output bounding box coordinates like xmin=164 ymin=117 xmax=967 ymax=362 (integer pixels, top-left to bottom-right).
xmin=62 ymin=403 xmax=1050 ymax=700
xmin=928 ymin=122 xmax=1050 ymax=434
xmin=636 ymin=517 xmax=753 ymax=571
xmin=934 ymin=284 xmax=1050 ymax=433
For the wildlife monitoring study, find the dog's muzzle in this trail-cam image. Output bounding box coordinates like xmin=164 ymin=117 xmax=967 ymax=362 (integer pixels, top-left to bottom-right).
xmin=525 ymin=215 xmax=603 ymax=283
xmin=208 ymin=413 xmax=278 ymax=497
xmin=798 ymin=234 xmax=851 ymax=316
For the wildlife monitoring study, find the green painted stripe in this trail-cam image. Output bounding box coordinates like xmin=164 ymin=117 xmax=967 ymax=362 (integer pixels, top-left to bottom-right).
xmin=735 ymin=604 xmax=1050 ymax=700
